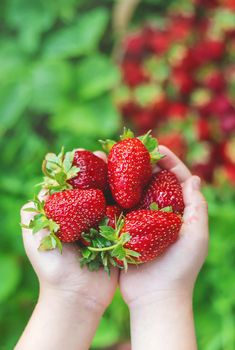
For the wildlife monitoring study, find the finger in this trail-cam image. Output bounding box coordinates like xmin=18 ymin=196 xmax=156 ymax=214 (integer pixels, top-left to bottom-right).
xmin=158 ymin=145 xmax=191 ymax=183
xmin=181 ymin=176 xmax=209 ymax=241
xmin=21 ymin=202 xmax=62 ymax=262
xmin=38 ymin=189 xmax=49 ymax=201
xmin=93 ymin=151 xmax=108 ymax=163
xmin=21 ymin=202 xmax=50 ymax=247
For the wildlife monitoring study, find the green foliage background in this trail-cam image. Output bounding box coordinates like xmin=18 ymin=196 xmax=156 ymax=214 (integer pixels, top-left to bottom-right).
xmin=0 ymin=0 xmax=234 ymax=349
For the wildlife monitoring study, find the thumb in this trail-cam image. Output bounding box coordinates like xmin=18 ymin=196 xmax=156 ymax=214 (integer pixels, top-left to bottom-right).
xmin=181 ymin=176 xmax=209 ymax=242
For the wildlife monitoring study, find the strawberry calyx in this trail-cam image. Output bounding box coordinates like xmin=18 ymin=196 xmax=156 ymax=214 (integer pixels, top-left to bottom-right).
xmin=39 ymin=147 xmax=80 ymax=194
xmin=80 ymin=215 xmax=140 ymax=274
xmin=149 ymin=202 xmax=173 ymax=212
xmin=100 ymin=128 xmax=164 ymax=165
xmin=120 ymin=127 xmax=135 ymax=140
xmin=100 ymin=127 xmax=134 ymax=153
xmin=23 ymin=195 xmax=63 ymax=253
xmin=99 ymin=139 xmax=116 ymax=153
xmin=138 ymin=130 xmax=164 ymax=164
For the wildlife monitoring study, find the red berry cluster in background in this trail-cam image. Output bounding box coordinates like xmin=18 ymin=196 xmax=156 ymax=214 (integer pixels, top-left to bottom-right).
xmin=116 ymin=0 xmax=235 ymax=185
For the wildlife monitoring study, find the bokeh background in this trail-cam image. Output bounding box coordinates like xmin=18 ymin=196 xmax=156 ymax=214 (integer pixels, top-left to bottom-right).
xmin=0 ymin=0 xmax=235 ymax=349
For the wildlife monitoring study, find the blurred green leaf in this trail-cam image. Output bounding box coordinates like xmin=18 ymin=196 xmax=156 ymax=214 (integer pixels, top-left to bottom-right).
xmin=5 ymin=0 xmax=54 ymax=30
xmin=0 ymin=39 xmax=27 ymax=83
xmin=43 ymin=8 xmax=109 ymax=59
xmin=135 ymin=83 xmax=163 ymax=107
xmin=0 ymin=255 xmax=21 ymax=303
xmin=0 ymin=82 xmax=30 ymax=136
xmin=76 ymin=54 xmax=120 ymax=100
xmin=50 ymin=96 xmax=120 ymax=137
xmin=92 ymin=316 xmax=120 ymax=348
xmin=29 ymin=60 xmax=72 ymax=112
xmin=5 ymin=0 xmax=55 ymax=52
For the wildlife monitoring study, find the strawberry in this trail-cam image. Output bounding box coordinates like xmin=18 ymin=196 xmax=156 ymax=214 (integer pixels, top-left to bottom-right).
xmin=106 ymin=205 xmax=123 ymax=228
xmin=120 ymin=210 xmax=182 ymax=263
xmin=158 ymin=132 xmax=187 ymax=159
xmin=26 ymin=189 xmax=106 ymax=251
xmin=41 ymin=148 xmax=107 ymax=193
xmin=121 ymin=60 xmax=149 ymax=88
xmin=108 ymin=138 xmax=151 ymax=209
xmin=139 ymin=170 xmax=185 ymax=215
xmin=123 ymin=32 xmax=146 ymax=57
xmin=68 ymin=150 xmax=107 ymax=191
xmin=220 ymin=138 xmax=235 ymax=165
xmin=106 ymin=129 xmax=163 ymax=209
xmin=81 ymin=209 xmax=182 ymax=270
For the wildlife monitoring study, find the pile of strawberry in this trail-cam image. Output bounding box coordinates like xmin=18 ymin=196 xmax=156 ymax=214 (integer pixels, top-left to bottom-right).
xmin=116 ymin=0 xmax=235 ymax=185
xmin=26 ymin=129 xmax=184 ymax=272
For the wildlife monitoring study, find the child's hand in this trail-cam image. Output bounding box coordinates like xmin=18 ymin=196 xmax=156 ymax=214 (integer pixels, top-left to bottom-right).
xmin=17 ymin=151 xmax=118 ymax=350
xmin=120 ymin=145 xmax=209 ymax=307
xmin=119 ymin=146 xmax=208 ymax=350
xmin=21 ymin=151 xmax=117 ymax=312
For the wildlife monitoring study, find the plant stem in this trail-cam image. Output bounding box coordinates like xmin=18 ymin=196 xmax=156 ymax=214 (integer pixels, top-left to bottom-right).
xmin=88 ymin=243 xmax=118 ymax=252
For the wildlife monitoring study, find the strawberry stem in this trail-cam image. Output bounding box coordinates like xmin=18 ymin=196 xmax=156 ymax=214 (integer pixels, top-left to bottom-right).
xmin=80 ymin=214 xmax=141 ymax=273
xmin=88 ymin=243 xmax=119 ymax=252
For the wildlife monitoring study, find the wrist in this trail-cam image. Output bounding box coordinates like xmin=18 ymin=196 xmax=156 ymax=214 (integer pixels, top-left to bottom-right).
xmin=39 ymin=284 xmax=105 ymax=320
xmin=129 ymin=292 xmax=197 ymax=350
xmin=128 ymin=289 xmax=193 ymax=313
xmin=16 ymin=284 xmax=104 ymax=350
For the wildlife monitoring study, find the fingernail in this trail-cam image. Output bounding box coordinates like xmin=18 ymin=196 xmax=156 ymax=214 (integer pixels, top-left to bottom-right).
xmin=192 ymin=176 xmax=201 ymax=190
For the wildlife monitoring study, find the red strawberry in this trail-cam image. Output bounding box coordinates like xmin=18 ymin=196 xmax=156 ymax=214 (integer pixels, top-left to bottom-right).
xmin=68 ymin=150 xmax=107 ymax=191
xmin=121 ymin=60 xmax=149 ymax=88
xmin=197 ymin=119 xmax=211 ymax=141
xmin=220 ymin=138 xmax=235 ymax=165
xmin=81 ymin=209 xmax=182 ymax=270
xmin=131 ymin=108 xmax=157 ymax=134
xmin=145 ymin=28 xmax=171 ymax=54
xmin=106 ymin=205 xmax=123 ymax=228
xmin=44 ymin=189 xmax=106 ymax=242
xmin=121 ymin=210 xmax=182 ymax=263
xmin=220 ymin=112 xmax=235 ymax=134
xmin=203 ymin=71 xmax=226 ymax=92
xmin=108 ymin=138 xmax=152 ymax=209
xmin=224 ymin=164 xmax=235 ymax=184
xmin=123 ymin=33 xmax=146 ymax=58
xmin=158 ymin=133 xmax=187 ymax=159
xmin=166 ymin=102 xmax=188 ymax=120
xmin=172 ymin=68 xmax=195 ymax=95
xmin=28 ymin=189 xmax=106 ymax=251
xmin=41 ymin=148 xmax=107 ymax=193
xmin=192 ymin=162 xmax=215 ymax=183
xmin=139 ymin=170 xmax=185 ymax=215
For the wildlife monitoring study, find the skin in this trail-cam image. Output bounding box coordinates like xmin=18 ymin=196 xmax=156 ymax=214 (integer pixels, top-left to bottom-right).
xmin=16 ymin=151 xmax=118 ymax=350
xmin=119 ymin=145 xmax=209 ymax=350
xmin=16 ymin=146 xmax=208 ymax=350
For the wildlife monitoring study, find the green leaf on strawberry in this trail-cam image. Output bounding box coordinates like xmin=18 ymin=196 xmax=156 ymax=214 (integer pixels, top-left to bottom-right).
xmin=39 ymin=233 xmax=63 ymax=253
xmin=99 ymin=139 xmax=116 ymax=152
xmin=99 ymin=226 xmax=117 ymax=241
xmin=41 ymin=147 xmax=80 ymax=193
xmin=23 ymin=196 xmax=63 ymax=251
xmin=138 ymin=130 xmax=164 ymax=164
xmin=120 ymin=127 xmax=134 ymax=140
xmin=79 ymin=214 xmax=140 ymax=273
